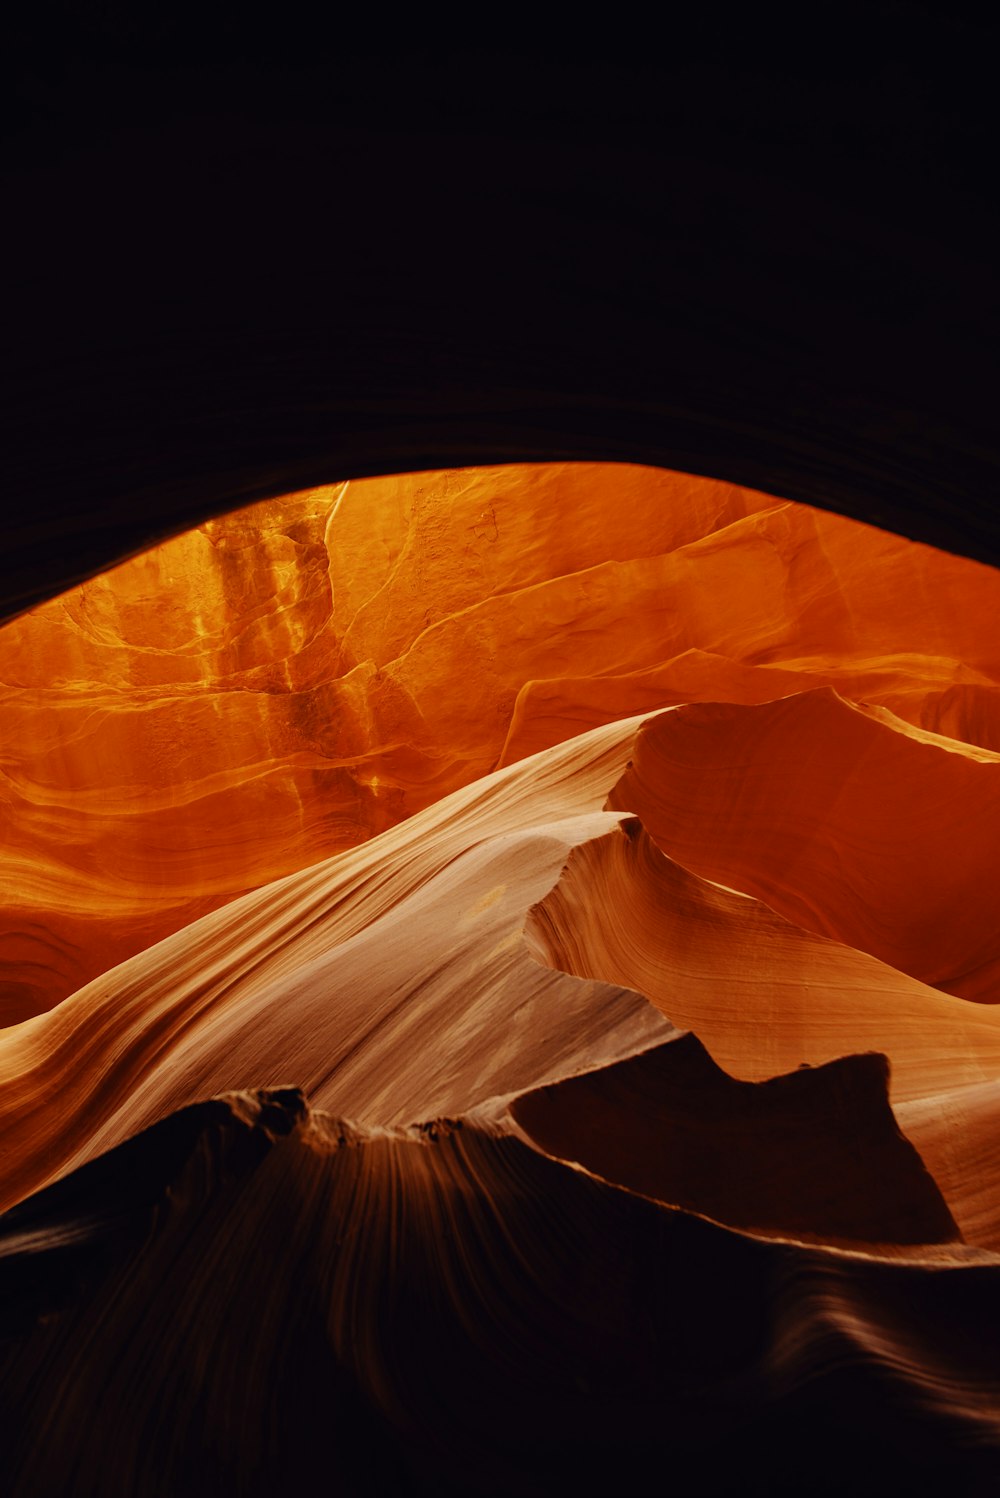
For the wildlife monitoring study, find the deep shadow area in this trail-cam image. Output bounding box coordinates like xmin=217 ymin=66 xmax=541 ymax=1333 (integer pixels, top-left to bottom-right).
xmin=2 ymin=1090 xmax=998 ymax=1497
xmin=3 ymin=6 xmax=999 ymax=619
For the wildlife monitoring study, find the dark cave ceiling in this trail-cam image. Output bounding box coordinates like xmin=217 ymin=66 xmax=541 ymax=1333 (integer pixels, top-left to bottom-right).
xmin=3 ymin=7 xmax=998 ymax=618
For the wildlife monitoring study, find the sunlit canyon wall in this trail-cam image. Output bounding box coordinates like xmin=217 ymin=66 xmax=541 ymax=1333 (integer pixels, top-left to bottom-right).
xmin=3 ymin=462 xmax=1000 ymax=1023
xmin=3 ymin=462 xmax=1000 ymax=1494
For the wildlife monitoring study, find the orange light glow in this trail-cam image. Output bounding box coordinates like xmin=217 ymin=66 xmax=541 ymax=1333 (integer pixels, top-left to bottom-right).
xmin=2 ymin=463 xmax=1000 ymax=1024
xmin=5 ymin=463 xmax=1000 ymax=1493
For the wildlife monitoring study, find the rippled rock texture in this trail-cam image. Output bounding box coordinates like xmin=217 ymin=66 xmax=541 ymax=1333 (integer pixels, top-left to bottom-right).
xmin=4 ymin=463 xmax=1000 ymax=1023
xmin=3 ymin=462 xmax=1000 ymax=1494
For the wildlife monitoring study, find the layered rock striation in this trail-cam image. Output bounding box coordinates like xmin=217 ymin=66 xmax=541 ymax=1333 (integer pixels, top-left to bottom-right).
xmin=3 ymin=463 xmax=1000 ymax=1492
xmin=3 ymin=464 xmax=1000 ymax=1022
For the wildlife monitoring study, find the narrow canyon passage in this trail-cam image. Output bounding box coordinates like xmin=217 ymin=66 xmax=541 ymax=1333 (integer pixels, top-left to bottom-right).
xmin=2 ymin=462 xmax=1000 ymax=1495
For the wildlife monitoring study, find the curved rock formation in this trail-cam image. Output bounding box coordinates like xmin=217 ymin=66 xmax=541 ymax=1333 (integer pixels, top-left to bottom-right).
xmin=3 ymin=467 xmax=1000 ymax=1488
xmin=5 ymin=20 xmax=1000 ymax=1492
xmin=525 ymin=820 xmax=1000 ymax=1101
xmin=4 ymin=674 xmax=1000 ymax=1236
xmin=4 ymin=466 xmax=1000 ymax=1022
xmin=0 ymin=465 xmax=780 ymax=1019
xmin=896 ymin=1081 xmax=1000 ymax=1248
xmin=607 ymin=691 xmax=1000 ymax=1001
xmin=0 ymin=717 xmax=660 ymax=1211
xmin=509 ymin=1037 xmax=957 ymax=1246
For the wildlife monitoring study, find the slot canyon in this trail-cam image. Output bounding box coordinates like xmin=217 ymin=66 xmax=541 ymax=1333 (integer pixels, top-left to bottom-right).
xmin=4 ymin=461 xmax=1000 ymax=1495
xmin=4 ymin=10 xmax=999 ymax=1495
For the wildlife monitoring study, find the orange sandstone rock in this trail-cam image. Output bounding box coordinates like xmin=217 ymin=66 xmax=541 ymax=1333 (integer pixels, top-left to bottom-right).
xmin=0 ymin=717 xmax=664 ymax=1212
xmin=607 ymin=692 xmax=1000 ymax=1001
xmin=2 ymin=462 xmax=1000 ymax=1023
xmin=3 ymin=462 xmax=1000 ymax=1491
xmin=526 ymin=819 xmax=1000 ymax=1099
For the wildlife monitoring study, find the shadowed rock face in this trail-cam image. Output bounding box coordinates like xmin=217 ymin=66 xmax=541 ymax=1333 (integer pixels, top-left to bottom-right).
xmin=1 ymin=1087 xmax=995 ymax=1498
xmin=509 ymin=1038 xmax=958 ymax=1247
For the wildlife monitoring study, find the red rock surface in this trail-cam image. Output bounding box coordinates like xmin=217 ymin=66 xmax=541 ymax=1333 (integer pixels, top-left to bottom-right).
xmin=3 ymin=462 xmax=1000 ymax=1493
xmin=607 ymin=692 xmax=1000 ymax=1000
xmin=3 ymin=464 xmax=1000 ymax=1023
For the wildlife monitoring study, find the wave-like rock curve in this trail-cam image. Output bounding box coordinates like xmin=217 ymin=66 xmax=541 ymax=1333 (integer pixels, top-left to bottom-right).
xmin=4 ymin=466 xmax=1000 ymax=1019
xmin=608 ymin=690 xmax=1000 ymax=1001
xmin=526 ymin=817 xmax=1000 ymax=1103
xmin=4 ymin=466 xmax=1000 ymax=1489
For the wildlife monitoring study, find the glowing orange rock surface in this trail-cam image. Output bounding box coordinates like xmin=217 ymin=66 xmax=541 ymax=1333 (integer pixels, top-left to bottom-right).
xmin=607 ymin=692 xmax=1000 ymax=1000
xmin=5 ymin=463 xmax=1000 ymax=1491
xmin=3 ymin=463 xmax=1000 ymax=1023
